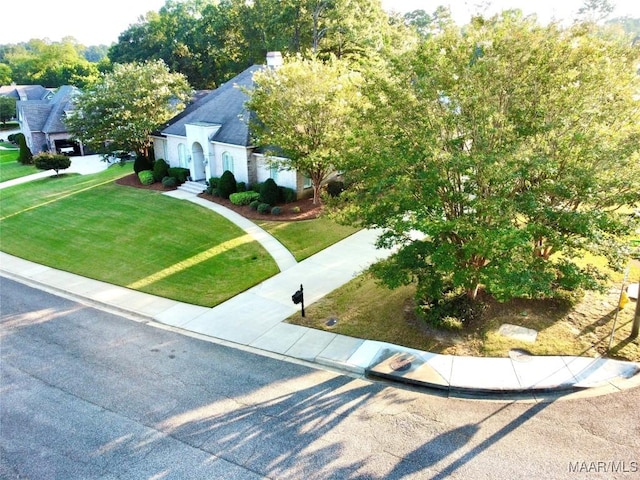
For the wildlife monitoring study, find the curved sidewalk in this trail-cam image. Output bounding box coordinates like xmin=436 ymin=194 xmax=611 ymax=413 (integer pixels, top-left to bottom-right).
xmin=2 ymin=241 xmax=639 ymax=397
xmin=163 ymin=189 xmax=297 ymax=272
xmin=1 ymin=165 xmax=639 ymax=396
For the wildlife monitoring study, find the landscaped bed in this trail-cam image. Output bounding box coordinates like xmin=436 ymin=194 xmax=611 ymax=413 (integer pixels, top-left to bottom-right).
xmin=286 ymin=268 xmax=640 ymax=362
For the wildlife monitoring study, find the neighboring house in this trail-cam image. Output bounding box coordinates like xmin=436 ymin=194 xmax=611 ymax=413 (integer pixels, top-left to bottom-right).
xmin=151 ymin=52 xmax=312 ymax=197
xmin=0 ymin=84 xmax=53 ymax=102
xmin=15 ymin=85 xmax=81 ymax=155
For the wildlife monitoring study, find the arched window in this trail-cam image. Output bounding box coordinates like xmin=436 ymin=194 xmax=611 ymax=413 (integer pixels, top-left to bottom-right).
xmin=178 ymin=143 xmax=187 ymax=168
xmin=222 ymin=152 xmax=234 ymax=173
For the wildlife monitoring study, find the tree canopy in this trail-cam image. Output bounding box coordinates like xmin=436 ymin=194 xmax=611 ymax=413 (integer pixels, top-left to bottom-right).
xmin=335 ymin=12 xmax=640 ymax=308
xmin=65 ymin=60 xmax=192 ymax=158
xmin=108 ymin=0 xmax=410 ymax=89
xmin=0 ymin=96 xmax=16 ymax=124
xmin=0 ymin=38 xmax=105 ymax=88
xmin=246 ymin=55 xmax=365 ymax=204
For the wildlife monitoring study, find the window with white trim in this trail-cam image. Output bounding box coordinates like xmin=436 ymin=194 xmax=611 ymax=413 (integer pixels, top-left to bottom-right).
xmin=178 ymin=143 xmax=187 ymax=168
xmin=222 ymin=152 xmax=234 ymax=173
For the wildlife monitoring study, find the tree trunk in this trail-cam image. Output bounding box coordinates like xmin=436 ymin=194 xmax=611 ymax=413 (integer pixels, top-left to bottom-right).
xmin=312 ymin=182 xmax=321 ymax=205
xmin=466 ymin=283 xmax=480 ymax=300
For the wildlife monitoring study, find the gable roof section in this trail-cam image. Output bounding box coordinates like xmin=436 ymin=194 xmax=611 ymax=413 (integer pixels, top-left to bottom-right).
xmin=42 ymin=86 xmax=77 ymax=133
xmin=0 ymin=85 xmax=51 ymax=100
xmin=162 ymin=65 xmax=261 ymax=147
xmin=17 ymin=85 xmax=78 ymax=134
xmin=17 ymin=100 xmax=51 ymax=132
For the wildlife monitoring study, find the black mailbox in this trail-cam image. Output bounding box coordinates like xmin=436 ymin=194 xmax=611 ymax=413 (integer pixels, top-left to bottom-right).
xmin=291 ymin=284 xmax=305 ymax=317
xmin=292 ymin=290 xmax=303 ymax=304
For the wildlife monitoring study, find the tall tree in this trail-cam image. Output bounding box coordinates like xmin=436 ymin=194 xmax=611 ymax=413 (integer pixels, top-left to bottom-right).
xmin=2 ymin=37 xmax=97 ymax=87
xmin=0 ymin=96 xmax=16 ymax=125
xmin=65 ymin=60 xmax=192 ymax=158
xmin=337 ymin=12 xmax=640 ymax=308
xmin=246 ymin=56 xmax=365 ymax=204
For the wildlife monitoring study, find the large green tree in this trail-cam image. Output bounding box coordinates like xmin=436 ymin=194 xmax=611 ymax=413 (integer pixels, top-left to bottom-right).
xmin=337 ymin=12 xmax=640 ymax=307
xmin=0 ymin=96 xmax=16 ymax=125
xmin=108 ymin=0 xmax=413 ymax=88
xmin=65 ymin=60 xmax=192 ymax=158
xmin=1 ymin=37 xmax=99 ymax=87
xmin=246 ymin=56 xmax=364 ymax=204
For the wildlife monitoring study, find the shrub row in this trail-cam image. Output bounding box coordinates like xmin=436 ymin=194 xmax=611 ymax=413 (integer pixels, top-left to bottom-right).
xmin=138 ymin=170 xmax=155 ymax=185
xmin=207 ymin=171 xmax=296 ymax=208
xmin=135 ymin=159 xmax=188 ymax=187
xmin=229 ymin=191 xmax=260 ymax=206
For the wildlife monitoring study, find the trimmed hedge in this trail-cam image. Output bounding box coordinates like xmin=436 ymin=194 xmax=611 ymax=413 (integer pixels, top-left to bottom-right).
xmin=33 ymin=153 xmax=71 ymax=175
xmin=206 ymin=176 xmax=220 ymax=194
xmin=260 ymin=178 xmax=279 ymax=206
xmin=153 ymin=159 xmax=169 ymax=182
xmin=218 ymin=170 xmax=237 ymax=199
xmin=278 ymin=186 xmax=297 ymax=203
xmin=168 ymin=167 xmax=189 ymax=184
xmin=229 ymin=191 xmax=260 ymax=206
xmin=257 ymin=203 xmax=271 ymax=214
xmin=138 ymin=170 xmax=155 ymax=185
xmin=134 ymin=156 xmax=153 ymax=174
xmin=249 ymin=200 xmax=260 ymax=210
xmin=162 ymin=176 xmax=177 ymax=188
xmin=16 ymin=133 xmax=32 ymax=165
xmin=271 ymin=206 xmax=282 ymax=216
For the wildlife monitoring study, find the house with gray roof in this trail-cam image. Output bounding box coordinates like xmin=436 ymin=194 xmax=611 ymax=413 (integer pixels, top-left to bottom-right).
xmin=0 ymin=84 xmax=53 ymax=101
xmin=151 ymin=52 xmax=311 ymax=196
xmin=16 ymin=85 xmax=80 ymax=155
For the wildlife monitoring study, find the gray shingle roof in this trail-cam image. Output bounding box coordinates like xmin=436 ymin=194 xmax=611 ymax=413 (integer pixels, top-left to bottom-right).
xmin=0 ymin=85 xmax=51 ymax=100
xmin=161 ymin=65 xmax=261 ymax=147
xmin=17 ymin=86 xmax=77 ymax=134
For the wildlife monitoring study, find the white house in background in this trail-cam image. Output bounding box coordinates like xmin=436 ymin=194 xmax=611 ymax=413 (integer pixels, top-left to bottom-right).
xmin=150 ymin=52 xmax=312 ymax=197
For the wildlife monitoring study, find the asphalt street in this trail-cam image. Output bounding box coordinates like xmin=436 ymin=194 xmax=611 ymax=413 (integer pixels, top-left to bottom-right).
xmin=1 ymin=277 xmax=639 ymax=479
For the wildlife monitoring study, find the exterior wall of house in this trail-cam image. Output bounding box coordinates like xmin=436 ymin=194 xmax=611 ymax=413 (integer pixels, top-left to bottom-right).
xmin=254 ymin=154 xmax=299 ymax=192
xmin=152 ymin=137 xmax=169 ymax=163
xmin=210 ymin=142 xmax=251 ymax=184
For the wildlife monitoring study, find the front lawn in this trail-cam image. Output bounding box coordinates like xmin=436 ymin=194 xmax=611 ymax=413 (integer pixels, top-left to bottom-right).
xmin=0 ymin=164 xmax=278 ymax=306
xmin=288 ymin=264 xmax=640 ymax=362
xmin=0 ymin=145 xmax=38 ymax=183
xmin=257 ymin=218 xmax=358 ymax=261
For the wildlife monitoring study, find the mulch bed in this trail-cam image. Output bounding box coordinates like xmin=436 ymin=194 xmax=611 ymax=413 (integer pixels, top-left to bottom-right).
xmin=200 ymin=193 xmax=323 ymax=222
xmin=115 ymin=173 xmax=323 ymax=221
xmin=115 ymin=173 xmax=174 ymax=191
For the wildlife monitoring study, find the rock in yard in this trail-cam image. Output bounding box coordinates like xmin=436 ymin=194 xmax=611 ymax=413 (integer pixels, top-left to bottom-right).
xmin=498 ymin=323 xmax=538 ymax=343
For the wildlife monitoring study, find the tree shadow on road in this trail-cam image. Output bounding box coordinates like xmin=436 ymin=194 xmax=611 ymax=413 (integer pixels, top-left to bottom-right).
xmin=379 ymin=401 xmax=550 ymax=480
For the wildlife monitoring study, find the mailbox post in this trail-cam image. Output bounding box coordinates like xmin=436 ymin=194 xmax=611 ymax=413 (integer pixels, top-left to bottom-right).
xmin=292 ymin=284 xmax=305 ymax=317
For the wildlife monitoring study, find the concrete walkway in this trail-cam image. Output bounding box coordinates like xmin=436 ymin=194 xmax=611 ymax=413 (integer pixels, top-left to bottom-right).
xmin=0 ymin=154 xmax=111 ymax=190
xmin=1 ymin=166 xmax=639 ymax=397
xmin=164 ymin=189 xmax=297 ymax=272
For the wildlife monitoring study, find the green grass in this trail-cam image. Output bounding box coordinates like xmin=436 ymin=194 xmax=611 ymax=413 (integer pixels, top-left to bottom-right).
xmin=286 ymin=276 xmax=444 ymax=352
xmin=0 ymin=164 xmax=278 ymax=306
xmin=0 ymin=145 xmax=38 ymax=183
xmin=257 ymin=217 xmax=358 ymax=261
xmin=288 ymin=270 xmax=640 ymax=362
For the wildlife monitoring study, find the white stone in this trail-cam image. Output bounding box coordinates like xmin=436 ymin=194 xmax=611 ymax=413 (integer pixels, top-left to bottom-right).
xmin=497 ymin=323 xmax=538 ymax=343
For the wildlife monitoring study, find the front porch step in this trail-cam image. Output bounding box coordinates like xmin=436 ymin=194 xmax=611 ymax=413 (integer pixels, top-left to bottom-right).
xmin=178 ymin=180 xmax=207 ymax=195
